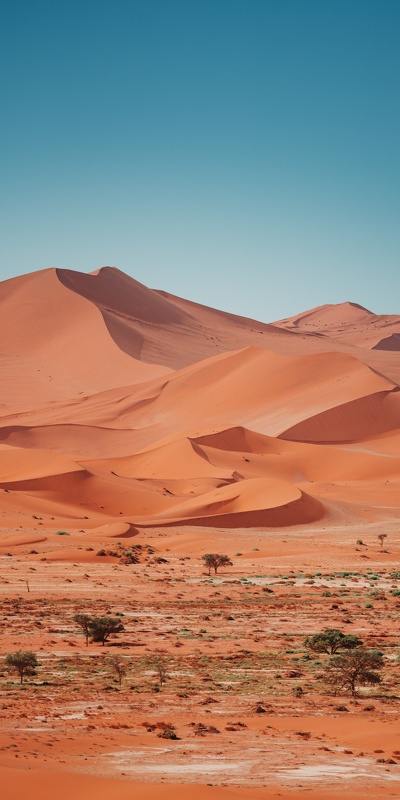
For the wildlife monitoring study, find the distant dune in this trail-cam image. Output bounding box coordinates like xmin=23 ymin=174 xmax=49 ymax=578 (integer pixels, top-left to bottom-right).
xmin=274 ymin=300 xmax=400 ymax=352
xmin=0 ymin=266 xmax=399 ymax=533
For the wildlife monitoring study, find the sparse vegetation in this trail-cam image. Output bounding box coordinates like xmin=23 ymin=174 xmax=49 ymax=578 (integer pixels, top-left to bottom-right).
xmin=157 ymin=723 xmax=178 ymax=739
xmin=108 ymin=654 xmax=129 ymax=686
xmin=0 ymin=542 xmax=397 ymax=788
xmin=73 ymin=614 xmax=125 ymax=646
xmin=87 ymin=615 xmax=125 ymax=646
xmin=202 ymin=553 xmax=233 ymax=575
xmin=304 ymin=629 xmax=362 ymax=655
xmin=148 ymin=654 xmax=169 ymax=687
xmin=73 ymin=612 xmax=92 ymax=646
xmin=5 ymin=651 xmax=38 ymax=683
xmin=323 ymin=648 xmax=384 ymax=697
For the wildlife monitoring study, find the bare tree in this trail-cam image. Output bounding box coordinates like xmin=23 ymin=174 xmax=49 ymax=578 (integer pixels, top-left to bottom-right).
xmin=108 ymin=654 xmax=129 ymax=687
xmin=73 ymin=613 xmax=93 ymax=647
xmin=149 ymin=654 xmax=169 ymax=687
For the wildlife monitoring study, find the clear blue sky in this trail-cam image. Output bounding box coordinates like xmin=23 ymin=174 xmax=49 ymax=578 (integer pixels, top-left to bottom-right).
xmin=1 ymin=0 xmax=399 ymax=321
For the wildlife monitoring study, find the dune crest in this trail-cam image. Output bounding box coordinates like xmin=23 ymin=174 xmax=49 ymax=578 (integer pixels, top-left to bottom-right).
xmin=0 ymin=268 xmax=171 ymax=405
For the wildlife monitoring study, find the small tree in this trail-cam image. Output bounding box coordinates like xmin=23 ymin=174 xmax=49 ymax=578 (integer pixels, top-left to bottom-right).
xmin=5 ymin=651 xmax=38 ymax=684
xmin=304 ymin=629 xmax=362 ymax=655
xmin=323 ymin=648 xmax=384 ymax=697
xmin=73 ymin=613 xmax=93 ymax=647
xmin=149 ymin=654 xmax=169 ymax=687
xmin=202 ymin=553 xmax=233 ymax=575
xmin=88 ymin=616 xmax=125 ymax=646
xmin=108 ymin=654 xmax=129 ymax=686
xmin=378 ymin=534 xmax=387 ymax=549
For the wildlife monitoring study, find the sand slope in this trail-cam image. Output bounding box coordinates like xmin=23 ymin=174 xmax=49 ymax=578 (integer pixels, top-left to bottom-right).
xmin=0 ymin=268 xmax=171 ymax=406
xmin=0 ymin=266 xmax=399 ymax=531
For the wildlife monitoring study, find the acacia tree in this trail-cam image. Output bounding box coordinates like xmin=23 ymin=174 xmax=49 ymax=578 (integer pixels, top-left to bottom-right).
xmin=88 ymin=616 xmax=125 ymax=646
xmin=5 ymin=651 xmax=38 ymax=684
xmin=108 ymin=654 xmax=129 ymax=686
xmin=323 ymin=648 xmax=384 ymax=697
xmin=202 ymin=553 xmax=233 ymax=575
xmin=304 ymin=629 xmax=362 ymax=655
xmin=73 ymin=613 xmax=92 ymax=647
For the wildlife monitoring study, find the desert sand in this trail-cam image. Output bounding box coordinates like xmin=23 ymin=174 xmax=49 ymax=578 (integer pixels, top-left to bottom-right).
xmin=1 ymin=266 xmax=400 ymax=799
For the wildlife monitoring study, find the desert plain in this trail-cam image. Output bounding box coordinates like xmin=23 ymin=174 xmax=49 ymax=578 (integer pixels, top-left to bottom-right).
xmin=1 ymin=266 xmax=400 ymax=799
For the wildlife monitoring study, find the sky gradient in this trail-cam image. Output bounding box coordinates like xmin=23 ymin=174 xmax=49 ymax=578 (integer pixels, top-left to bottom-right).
xmin=1 ymin=0 xmax=399 ymax=321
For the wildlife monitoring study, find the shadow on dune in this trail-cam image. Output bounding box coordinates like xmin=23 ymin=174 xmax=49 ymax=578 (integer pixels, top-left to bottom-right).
xmin=56 ymin=266 xmax=192 ymax=364
xmin=280 ymin=389 xmax=400 ymax=444
xmin=135 ymin=491 xmax=325 ymax=529
xmin=372 ymin=334 xmax=400 ymax=351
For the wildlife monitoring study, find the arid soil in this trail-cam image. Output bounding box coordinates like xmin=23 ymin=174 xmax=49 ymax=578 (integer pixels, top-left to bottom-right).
xmin=2 ymin=527 xmax=400 ymax=799
xmin=1 ymin=267 xmax=400 ymax=798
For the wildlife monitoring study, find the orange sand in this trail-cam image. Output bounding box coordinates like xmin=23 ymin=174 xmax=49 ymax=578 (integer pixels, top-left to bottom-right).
xmin=1 ymin=266 xmax=400 ymax=798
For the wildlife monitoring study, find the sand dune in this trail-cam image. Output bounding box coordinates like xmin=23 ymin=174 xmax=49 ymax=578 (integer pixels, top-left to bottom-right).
xmin=0 ymin=268 xmax=171 ymax=406
xmin=58 ymin=266 xmax=295 ymax=370
xmin=59 ymin=346 xmax=392 ymax=443
xmin=0 ymin=266 xmax=399 ymax=530
xmin=131 ymin=477 xmax=325 ymax=529
xmin=191 ymin=426 xmax=400 ymax=483
xmin=275 ymin=301 xmax=375 ymax=332
xmin=280 ymin=388 xmax=400 ymax=443
xmin=275 ymin=301 xmax=400 ymax=351
xmin=0 ymin=444 xmax=81 ymax=481
xmin=0 ymin=423 xmax=144 ymax=458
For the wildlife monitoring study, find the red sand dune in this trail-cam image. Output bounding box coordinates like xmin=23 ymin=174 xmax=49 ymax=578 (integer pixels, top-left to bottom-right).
xmin=280 ymin=388 xmax=400 ymax=443
xmin=57 ymin=266 xmax=295 ymax=369
xmin=0 ymin=266 xmax=399 ymax=530
xmin=0 ymin=268 xmax=171 ymax=406
xmin=274 ymin=300 xmax=400 ymax=349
